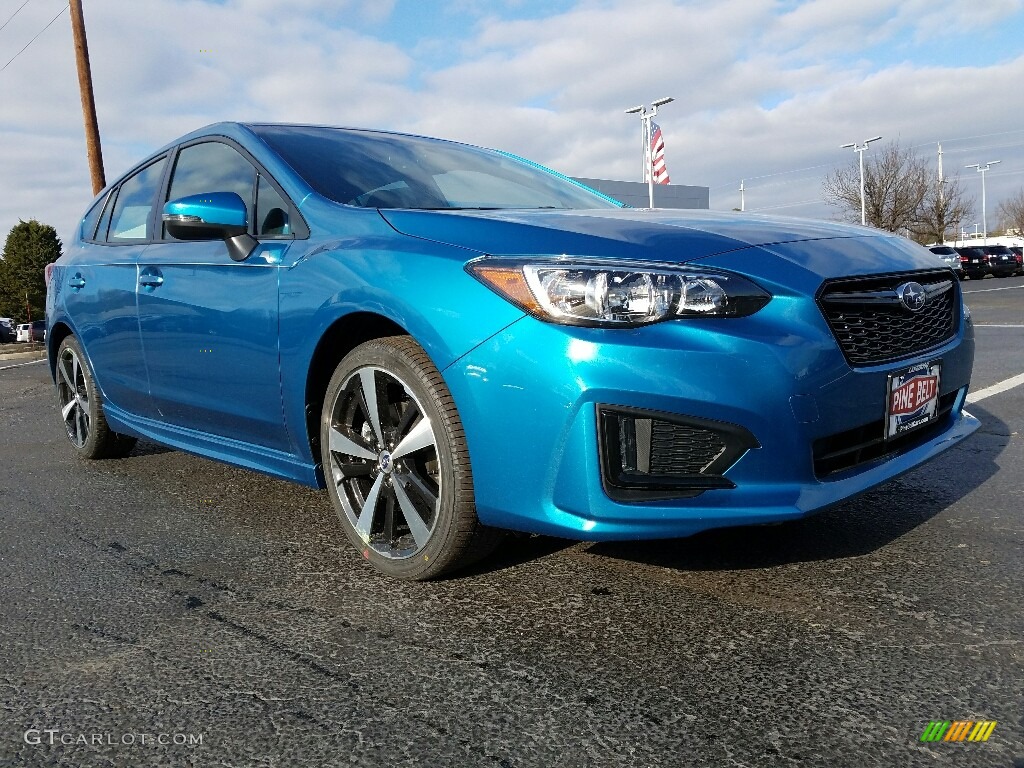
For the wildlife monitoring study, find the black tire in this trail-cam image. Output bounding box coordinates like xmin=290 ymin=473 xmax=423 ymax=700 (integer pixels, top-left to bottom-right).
xmin=55 ymin=336 xmax=137 ymax=459
xmin=320 ymin=336 xmax=501 ymax=580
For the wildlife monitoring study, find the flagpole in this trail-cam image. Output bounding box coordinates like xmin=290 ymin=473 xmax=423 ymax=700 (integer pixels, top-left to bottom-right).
xmin=626 ymin=98 xmax=674 ymax=209
xmin=646 ymin=113 xmax=654 ymax=209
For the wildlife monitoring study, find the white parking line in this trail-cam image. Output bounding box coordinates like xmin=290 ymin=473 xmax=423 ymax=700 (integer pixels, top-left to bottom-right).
xmin=0 ymin=358 xmax=46 ymax=372
xmin=966 ymin=372 xmax=1024 ymax=404
xmin=962 ymin=284 xmax=1024 ymax=294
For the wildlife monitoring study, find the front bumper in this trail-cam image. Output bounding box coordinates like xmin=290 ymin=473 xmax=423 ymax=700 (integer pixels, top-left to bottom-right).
xmin=442 ymin=295 xmax=978 ymax=540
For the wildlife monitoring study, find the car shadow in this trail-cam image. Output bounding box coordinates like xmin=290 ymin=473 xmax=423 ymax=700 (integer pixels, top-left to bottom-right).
xmin=453 ymin=533 xmax=578 ymax=579
xmin=129 ymin=439 xmax=174 ymax=457
xmin=574 ymin=403 xmax=1007 ymax=573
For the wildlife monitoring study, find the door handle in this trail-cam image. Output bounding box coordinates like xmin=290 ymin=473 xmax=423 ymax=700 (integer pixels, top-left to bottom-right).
xmin=139 ymin=272 xmax=164 ymax=288
xmin=68 ymin=275 xmax=86 ymax=289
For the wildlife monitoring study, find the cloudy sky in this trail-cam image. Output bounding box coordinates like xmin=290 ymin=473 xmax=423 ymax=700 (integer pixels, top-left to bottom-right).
xmin=2 ymin=0 xmax=1023 ymax=246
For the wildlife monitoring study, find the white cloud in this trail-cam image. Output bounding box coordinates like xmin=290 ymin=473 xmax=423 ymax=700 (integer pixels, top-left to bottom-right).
xmin=1 ymin=0 xmax=1023 ymax=245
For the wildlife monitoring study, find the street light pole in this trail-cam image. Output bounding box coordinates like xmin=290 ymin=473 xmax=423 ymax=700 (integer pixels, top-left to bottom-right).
xmin=625 ymin=97 xmax=674 ymax=208
xmin=965 ymin=161 xmax=1001 ymax=245
xmin=840 ymin=136 xmax=882 ymax=225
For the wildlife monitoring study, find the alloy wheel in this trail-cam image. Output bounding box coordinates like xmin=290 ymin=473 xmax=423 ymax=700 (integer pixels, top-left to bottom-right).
xmin=57 ymin=345 xmax=90 ymax=449
xmin=326 ymin=366 xmax=441 ymax=560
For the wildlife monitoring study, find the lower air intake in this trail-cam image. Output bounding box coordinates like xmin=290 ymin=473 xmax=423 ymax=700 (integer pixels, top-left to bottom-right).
xmin=598 ymin=406 xmax=758 ymax=502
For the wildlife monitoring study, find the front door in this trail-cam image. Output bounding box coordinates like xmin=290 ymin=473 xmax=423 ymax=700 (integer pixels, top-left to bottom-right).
xmin=136 ymin=240 xmax=290 ymax=451
xmin=134 ymin=139 xmax=298 ymax=452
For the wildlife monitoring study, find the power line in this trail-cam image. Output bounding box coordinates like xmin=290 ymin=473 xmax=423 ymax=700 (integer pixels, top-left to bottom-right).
xmin=0 ymin=0 xmax=34 ymax=35
xmin=911 ymin=128 xmax=1024 ymax=150
xmin=717 ymin=130 xmax=1024 ymax=192
xmin=709 ymin=162 xmax=834 ymax=190
xmin=0 ymin=2 xmax=68 ymax=74
xmin=940 ymin=140 xmax=1024 ymax=157
xmin=748 ymin=199 xmax=826 ymax=213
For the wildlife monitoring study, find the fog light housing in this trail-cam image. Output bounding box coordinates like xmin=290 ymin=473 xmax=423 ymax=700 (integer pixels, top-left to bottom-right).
xmin=597 ymin=406 xmax=758 ymax=502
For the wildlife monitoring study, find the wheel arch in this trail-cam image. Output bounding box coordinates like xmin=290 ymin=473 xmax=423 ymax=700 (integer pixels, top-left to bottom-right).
xmin=46 ymin=321 xmax=76 ymax=382
xmin=304 ymin=311 xmax=408 ymax=478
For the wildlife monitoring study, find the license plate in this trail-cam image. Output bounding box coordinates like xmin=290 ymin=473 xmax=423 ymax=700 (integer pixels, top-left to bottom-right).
xmin=886 ymin=362 xmax=941 ymax=439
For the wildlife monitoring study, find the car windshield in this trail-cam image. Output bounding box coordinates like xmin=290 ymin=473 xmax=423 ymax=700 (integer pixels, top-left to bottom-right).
xmin=251 ymin=125 xmax=622 ymax=211
xmin=931 ymin=247 xmax=955 ymax=254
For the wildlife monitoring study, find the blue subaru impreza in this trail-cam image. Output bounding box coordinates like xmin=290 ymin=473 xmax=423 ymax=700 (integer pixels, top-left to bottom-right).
xmin=47 ymin=122 xmax=978 ymax=579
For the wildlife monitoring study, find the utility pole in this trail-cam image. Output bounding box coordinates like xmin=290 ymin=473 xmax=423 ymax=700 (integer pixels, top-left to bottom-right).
xmin=69 ymin=0 xmax=105 ymax=194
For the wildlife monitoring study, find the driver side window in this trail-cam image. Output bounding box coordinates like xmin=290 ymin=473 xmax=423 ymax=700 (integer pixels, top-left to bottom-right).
xmin=164 ymin=142 xmax=256 ymax=239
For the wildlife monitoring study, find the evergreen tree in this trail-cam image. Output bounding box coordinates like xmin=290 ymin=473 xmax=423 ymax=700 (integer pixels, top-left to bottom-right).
xmin=0 ymin=220 xmax=63 ymax=322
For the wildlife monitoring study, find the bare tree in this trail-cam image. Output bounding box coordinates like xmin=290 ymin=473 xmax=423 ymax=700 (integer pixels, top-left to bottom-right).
xmin=912 ymin=173 xmax=974 ymax=245
xmin=824 ymin=141 xmax=929 ymax=232
xmin=997 ymin=189 xmax=1024 ymax=237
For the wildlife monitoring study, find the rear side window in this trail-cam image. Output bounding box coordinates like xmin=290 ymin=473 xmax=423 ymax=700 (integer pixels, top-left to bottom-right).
xmin=107 ymin=157 xmax=168 ymax=241
xmin=80 ymin=193 xmax=108 ymax=241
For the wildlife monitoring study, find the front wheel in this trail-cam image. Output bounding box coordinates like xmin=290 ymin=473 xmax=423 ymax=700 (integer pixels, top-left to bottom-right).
xmin=320 ymin=336 xmax=501 ymax=580
xmin=55 ymin=336 xmax=137 ymax=459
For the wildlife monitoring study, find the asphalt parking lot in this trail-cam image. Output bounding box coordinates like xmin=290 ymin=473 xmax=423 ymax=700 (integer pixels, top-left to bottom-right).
xmin=1 ymin=276 xmax=1022 ymax=768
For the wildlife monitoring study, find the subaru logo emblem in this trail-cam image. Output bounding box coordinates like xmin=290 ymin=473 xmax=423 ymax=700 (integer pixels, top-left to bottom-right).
xmin=378 ymin=451 xmax=393 ymax=473
xmin=896 ymin=282 xmax=927 ymax=312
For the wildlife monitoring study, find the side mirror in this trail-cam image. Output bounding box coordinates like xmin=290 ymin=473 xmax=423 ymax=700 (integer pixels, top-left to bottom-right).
xmin=162 ymin=192 xmax=257 ymax=261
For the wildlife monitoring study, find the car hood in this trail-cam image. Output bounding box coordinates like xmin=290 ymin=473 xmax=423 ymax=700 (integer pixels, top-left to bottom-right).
xmin=379 ymin=208 xmax=941 ymax=280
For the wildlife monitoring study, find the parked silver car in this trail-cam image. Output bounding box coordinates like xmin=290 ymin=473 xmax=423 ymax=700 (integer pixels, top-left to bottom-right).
xmin=929 ymin=245 xmax=965 ymax=278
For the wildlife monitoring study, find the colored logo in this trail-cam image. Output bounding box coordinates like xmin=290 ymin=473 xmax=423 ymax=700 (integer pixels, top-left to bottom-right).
xmin=896 ymin=281 xmax=927 ymax=312
xmin=886 ymin=362 xmax=941 ymax=439
xmin=920 ymin=720 xmax=997 ymax=743
xmin=890 ymin=373 xmax=938 ymax=416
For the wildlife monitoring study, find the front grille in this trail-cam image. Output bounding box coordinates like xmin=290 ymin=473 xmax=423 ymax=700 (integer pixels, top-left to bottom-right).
xmin=813 ymin=391 xmax=958 ymax=477
xmin=597 ymin=406 xmax=758 ymax=502
xmin=818 ymin=270 xmax=959 ymax=366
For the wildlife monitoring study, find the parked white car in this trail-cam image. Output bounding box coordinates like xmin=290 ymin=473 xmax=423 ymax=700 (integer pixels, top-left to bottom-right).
xmin=15 ymin=322 xmax=46 ymax=342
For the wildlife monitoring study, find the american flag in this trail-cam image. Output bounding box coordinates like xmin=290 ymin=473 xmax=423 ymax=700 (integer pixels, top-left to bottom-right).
xmin=650 ymin=121 xmax=670 ymax=184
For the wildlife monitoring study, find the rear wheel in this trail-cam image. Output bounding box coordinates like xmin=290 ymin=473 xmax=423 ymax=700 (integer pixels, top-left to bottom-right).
xmin=320 ymin=336 xmax=500 ymax=580
xmin=56 ymin=336 xmax=137 ymax=459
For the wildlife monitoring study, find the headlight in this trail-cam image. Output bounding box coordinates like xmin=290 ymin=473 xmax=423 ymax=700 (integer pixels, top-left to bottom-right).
xmin=467 ymin=257 xmax=771 ymax=327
